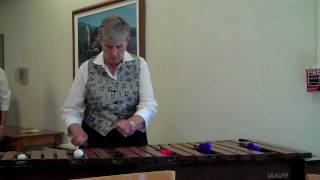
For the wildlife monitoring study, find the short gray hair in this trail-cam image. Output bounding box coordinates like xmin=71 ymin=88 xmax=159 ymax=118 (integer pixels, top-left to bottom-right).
xmin=97 ymin=15 xmax=130 ymax=42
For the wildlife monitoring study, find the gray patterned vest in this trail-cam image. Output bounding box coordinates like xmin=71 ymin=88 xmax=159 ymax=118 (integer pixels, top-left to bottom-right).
xmin=84 ymin=56 xmax=140 ymax=136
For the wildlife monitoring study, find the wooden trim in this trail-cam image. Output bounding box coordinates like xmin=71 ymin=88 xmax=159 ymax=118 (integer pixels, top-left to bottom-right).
xmin=139 ymin=0 xmax=145 ymax=58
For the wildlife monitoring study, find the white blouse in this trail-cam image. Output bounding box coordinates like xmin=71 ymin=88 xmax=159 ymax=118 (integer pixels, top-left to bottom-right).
xmin=62 ymin=51 xmax=157 ymax=130
xmin=0 ymin=68 xmax=11 ymax=111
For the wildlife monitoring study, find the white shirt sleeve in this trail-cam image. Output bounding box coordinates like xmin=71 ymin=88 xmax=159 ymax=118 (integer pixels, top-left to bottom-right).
xmin=0 ymin=69 xmax=11 ymax=111
xmin=62 ymin=61 xmax=88 ymax=129
xmin=135 ymin=58 xmax=158 ymax=128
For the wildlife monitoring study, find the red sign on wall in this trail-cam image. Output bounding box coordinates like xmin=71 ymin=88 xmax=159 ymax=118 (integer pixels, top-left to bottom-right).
xmin=306 ymin=68 xmax=320 ymax=92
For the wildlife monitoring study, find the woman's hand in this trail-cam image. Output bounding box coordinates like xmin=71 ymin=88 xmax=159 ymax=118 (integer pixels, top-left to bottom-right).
xmin=68 ymin=124 xmax=88 ymax=146
xmin=116 ymin=120 xmax=136 ymax=137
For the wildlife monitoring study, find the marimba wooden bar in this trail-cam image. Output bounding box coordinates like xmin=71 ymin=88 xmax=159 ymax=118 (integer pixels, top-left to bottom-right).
xmin=0 ymin=139 xmax=312 ymax=180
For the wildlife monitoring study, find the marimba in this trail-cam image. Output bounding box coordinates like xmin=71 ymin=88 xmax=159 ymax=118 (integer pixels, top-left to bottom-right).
xmin=0 ymin=139 xmax=312 ymax=180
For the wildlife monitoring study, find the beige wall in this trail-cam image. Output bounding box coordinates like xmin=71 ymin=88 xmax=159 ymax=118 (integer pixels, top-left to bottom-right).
xmin=0 ymin=0 xmax=103 ymax=130
xmin=318 ymin=0 xmax=320 ymax=66
xmin=0 ymin=0 xmax=320 ymax=154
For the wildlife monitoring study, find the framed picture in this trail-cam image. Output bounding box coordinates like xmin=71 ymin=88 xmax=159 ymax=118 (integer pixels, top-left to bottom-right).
xmin=0 ymin=34 xmax=4 ymax=69
xmin=72 ymin=0 xmax=145 ymax=78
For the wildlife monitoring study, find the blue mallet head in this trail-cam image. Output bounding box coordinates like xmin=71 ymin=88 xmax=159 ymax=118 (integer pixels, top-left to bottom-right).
xmin=246 ymin=142 xmax=261 ymax=151
xmin=198 ymin=142 xmax=212 ymax=154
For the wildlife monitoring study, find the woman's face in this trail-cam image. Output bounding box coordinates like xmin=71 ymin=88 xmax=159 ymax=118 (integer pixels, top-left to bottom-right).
xmin=100 ymin=37 xmax=128 ymax=66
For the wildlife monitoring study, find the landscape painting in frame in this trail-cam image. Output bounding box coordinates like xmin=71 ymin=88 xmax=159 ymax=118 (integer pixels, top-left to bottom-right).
xmin=72 ymin=0 xmax=145 ymax=78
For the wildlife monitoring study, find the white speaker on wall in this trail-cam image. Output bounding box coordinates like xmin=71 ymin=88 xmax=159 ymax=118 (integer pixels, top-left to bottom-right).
xmin=16 ymin=67 xmax=29 ymax=85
